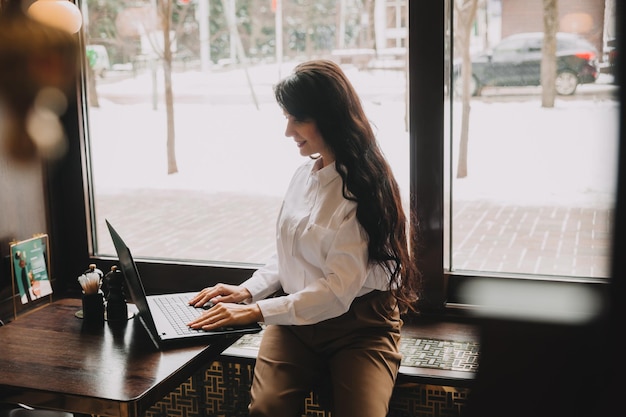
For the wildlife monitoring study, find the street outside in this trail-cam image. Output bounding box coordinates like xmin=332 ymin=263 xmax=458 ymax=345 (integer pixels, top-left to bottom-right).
xmin=87 ymin=62 xmax=619 ymax=278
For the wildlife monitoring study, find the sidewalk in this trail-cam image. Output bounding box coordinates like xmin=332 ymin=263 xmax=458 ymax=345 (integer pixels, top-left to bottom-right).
xmin=95 ymin=189 xmax=613 ymax=279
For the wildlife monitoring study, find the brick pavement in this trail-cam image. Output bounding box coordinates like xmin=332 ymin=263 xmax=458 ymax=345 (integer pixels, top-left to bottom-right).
xmin=451 ymin=201 xmax=612 ymax=277
xmin=94 ymin=189 xmax=613 ymax=279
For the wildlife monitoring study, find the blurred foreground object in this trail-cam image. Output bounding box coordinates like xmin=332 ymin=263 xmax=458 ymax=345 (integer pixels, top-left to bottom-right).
xmin=0 ymin=1 xmax=80 ymax=162
xmin=27 ymin=0 xmax=83 ymax=34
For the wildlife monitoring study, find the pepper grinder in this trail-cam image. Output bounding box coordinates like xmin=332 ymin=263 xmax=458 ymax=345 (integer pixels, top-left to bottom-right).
xmin=103 ymin=265 xmax=128 ymax=321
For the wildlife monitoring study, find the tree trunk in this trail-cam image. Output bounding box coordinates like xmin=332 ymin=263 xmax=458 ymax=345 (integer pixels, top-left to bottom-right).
xmin=223 ymin=0 xmax=259 ymax=109
xmin=87 ymin=64 xmax=100 ymax=108
xmin=455 ymin=0 xmax=479 ymax=179
xmin=365 ymin=0 xmax=375 ymax=49
xmin=541 ymin=0 xmax=558 ymax=108
xmin=160 ymin=0 xmax=178 ymax=174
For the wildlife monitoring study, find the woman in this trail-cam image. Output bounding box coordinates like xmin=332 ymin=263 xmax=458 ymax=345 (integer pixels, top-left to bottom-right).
xmin=188 ymin=59 xmax=420 ymax=417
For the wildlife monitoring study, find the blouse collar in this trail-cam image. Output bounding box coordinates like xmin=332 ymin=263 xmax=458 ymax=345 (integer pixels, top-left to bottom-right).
xmin=310 ymin=159 xmax=339 ymax=187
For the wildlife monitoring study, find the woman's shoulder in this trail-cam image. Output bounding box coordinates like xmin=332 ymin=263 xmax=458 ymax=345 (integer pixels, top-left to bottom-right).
xmin=293 ymin=158 xmax=317 ymax=175
xmin=290 ymin=158 xmax=341 ymax=185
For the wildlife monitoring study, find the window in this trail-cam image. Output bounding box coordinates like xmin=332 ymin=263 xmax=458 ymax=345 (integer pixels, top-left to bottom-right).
xmin=52 ymin=0 xmax=615 ymax=313
xmin=82 ymin=0 xmax=410 ymax=267
xmin=448 ymin=0 xmax=616 ymax=282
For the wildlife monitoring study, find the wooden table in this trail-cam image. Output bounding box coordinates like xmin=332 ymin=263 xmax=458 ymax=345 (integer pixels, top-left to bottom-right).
xmin=0 ymin=298 xmax=241 ymax=417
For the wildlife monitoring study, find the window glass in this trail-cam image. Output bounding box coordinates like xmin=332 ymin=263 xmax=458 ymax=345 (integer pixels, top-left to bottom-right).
xmin=449 ymin=0 xmax=617 ymax=279
xmin=83 ymin=0 xmax=616 ymax=283
xmin=83 ymin=0 xmax=409 ymax=265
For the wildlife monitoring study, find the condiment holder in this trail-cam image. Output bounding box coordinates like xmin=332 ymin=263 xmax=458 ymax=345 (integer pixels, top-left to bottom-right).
xmin=76 ymin=263 xmax=104 ymax=324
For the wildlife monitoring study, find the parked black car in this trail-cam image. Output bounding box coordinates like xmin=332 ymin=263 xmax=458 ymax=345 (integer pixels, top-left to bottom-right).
xmin=454 ymin=32 xmax=599 ymax=96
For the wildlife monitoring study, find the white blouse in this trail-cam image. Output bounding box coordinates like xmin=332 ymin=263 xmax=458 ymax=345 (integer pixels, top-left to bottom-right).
xmin=242 ymin=158 xmax=391 ymax=325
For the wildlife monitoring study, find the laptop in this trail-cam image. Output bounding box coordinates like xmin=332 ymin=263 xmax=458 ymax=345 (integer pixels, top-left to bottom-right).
xmin=106 ymin=220 xmax=262 ymax=349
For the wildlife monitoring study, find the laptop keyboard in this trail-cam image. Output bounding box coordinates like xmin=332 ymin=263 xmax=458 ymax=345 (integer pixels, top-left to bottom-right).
xmin=153 ymin=294 xmax=205 ymax=335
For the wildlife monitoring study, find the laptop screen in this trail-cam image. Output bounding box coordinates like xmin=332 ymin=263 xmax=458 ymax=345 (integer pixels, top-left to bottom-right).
xmin=106 ymin=220 xmax=160 ymax=337
xmin=106 ymin=219 xmax=263 ymax=348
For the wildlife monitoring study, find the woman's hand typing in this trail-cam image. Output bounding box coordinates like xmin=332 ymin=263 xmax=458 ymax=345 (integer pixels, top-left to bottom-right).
xmin=187 ymin=283 xmax=262 ymax=329
xmin=187 ymin=301 xmax=263 ymax=330
xmin=188 ymin=283 xmax=252 ymax=307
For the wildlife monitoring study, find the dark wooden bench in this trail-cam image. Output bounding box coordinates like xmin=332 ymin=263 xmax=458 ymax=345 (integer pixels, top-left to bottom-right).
xmin=221 ymin=319 xmax=478 ymax=387
xmin=142 ymin=320 xmax=479 ymax=417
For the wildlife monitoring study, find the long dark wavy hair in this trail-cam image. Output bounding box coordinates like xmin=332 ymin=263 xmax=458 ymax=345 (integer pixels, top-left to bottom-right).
xmin=274 ymin=59 xmax=421 ymax=313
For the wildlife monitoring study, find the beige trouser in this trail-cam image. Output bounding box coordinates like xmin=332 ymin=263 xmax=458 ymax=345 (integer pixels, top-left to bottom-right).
xmin=248 ymin=290 xmax=402 ymax=417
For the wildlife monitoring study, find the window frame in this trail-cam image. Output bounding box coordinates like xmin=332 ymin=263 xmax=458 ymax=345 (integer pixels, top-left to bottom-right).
xmin=46 ymin=0 xmax=609 ymax=317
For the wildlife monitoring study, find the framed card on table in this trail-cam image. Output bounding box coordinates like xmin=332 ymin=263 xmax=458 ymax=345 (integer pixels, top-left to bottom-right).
xmin=9 ymin=234 xmax=53 ymax=319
